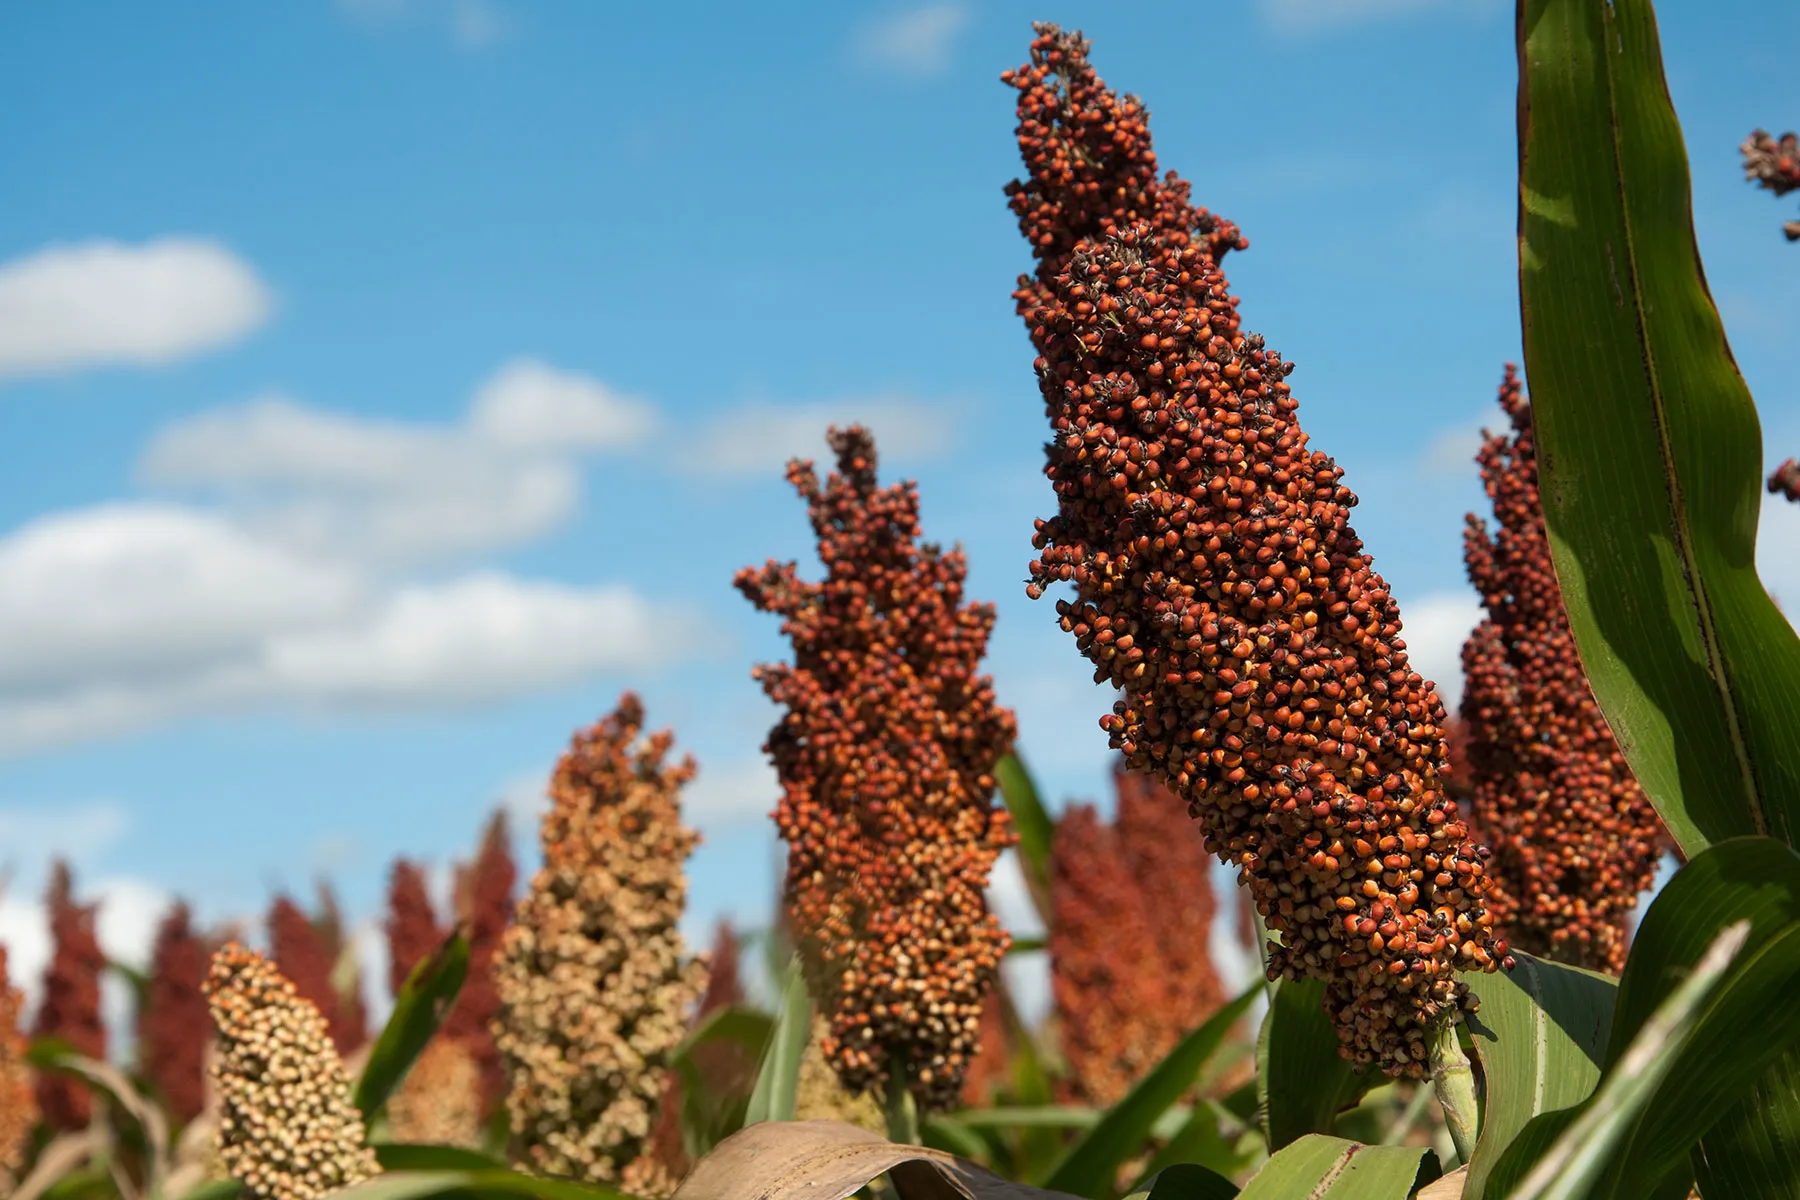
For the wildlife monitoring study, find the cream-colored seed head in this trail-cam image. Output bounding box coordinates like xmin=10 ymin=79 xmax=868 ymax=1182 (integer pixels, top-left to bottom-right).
xmin=493 ymin=695 xmax=703 ymax=1195
xmin=204 ymin=943 xmax=378 ymax=1200
xmin=386 ymin=1037 xmax=483 ymax=1149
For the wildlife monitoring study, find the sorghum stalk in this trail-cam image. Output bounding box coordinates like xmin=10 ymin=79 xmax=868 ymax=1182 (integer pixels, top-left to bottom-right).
xmin=492 ymin=695 xmax=703 ymax=1196
xmin=1005 ymin=25 xmax=1507 ymax=1075
xmin=736 ymin=426 xmax=1018 ymax=1111
xmin=0 ymin=944 xmax=34 ymax=1190
xmin=33 ymin=861 xmax=106 ymax=1129
xmin=204 ymin=943 xmax=378 ymax=1200
xmin=1741 ymin=129 xmax=1800 ymax=241
xmin=140 ymin=901 xmax=211 ymax=1126
xmin=1460 ymin=365 xmax=1662 ymax=972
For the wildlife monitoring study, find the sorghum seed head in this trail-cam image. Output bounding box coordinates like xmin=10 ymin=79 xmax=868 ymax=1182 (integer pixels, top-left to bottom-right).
xmin=492 ymin=695 xmax=703 ymax=1196
xmin=384 ymin=859 xmax=445 ymax=1000
xmin=447 ymin=811 xmax=515 ymax=1119
xmin=1768 ymin=458 xmax=1800 ymax=503
xmin=140 ymin=901 xmax=212 ymax=1126
xmin=33 ymin=860 xmax=106 ymax=1129
xmin=736 ymin=426 xmax=1018 ymax=1111
xmin=1460 ymin=366 xmax=1662 ymax=974
xmin=1005 ymin=26 xmax=1506 ymax=1076
xmin=204 ymin=943 xmax=378 ymax=1200
xmin=386 ymin=1037 xmax=483 ymax=1149
xmin=266 ymin=894 xmax=364 ymax=1058
xmin=1741 ymin=129 xmax=1800 ymax=241
xmin=0 ymin=944 xmax=34 ymax=1185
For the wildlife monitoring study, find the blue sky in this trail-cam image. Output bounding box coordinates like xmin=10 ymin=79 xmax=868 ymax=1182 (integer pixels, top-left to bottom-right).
xmin=0 ymin=0 xmax=1796 ymax=1026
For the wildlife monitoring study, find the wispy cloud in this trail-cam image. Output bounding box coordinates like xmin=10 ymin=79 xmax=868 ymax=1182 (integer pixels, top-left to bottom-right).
xmin=850 ymin=3 xmax=969 ymax=76
xmin=1396 ymin=590 xmax=1482 ymax=707
xmin=0 ymin=239 xmax=271 ymax=383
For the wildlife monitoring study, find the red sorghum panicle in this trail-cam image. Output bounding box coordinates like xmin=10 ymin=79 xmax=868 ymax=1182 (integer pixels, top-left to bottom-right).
xmin=448 ymin=811 xmax=514 ymax=1118
xmin=1742 ymin=129 xmax=1800 ymax=240
xmin=960 ymin=989 xmax=1013 ymax=1107
xmin=266 ymin=896 xmax=361 ymax=1058
xmin=0 ymin=945 xmax=34 ymax=1185
xmin=1114 ymin=766 xmax=1223 ymax=1024
xmin=736 ymin=426 xmax=1018 ymax=1111
xmin=1768 ymin=459 xmax=1800 ymax=502
xmin=492 ymin=695 xmax=703 ymax=1196
xmin=1005 ymin=27 xmax=1506 ymax=1075
xmin=1049 ymin=804 xmax=1168 ymax=1105
xmin=385 ymin=860 xmax=445 ymax=998
xmin=141 ymin=901 xmax=212 ymax=1126
xmin=1460 ymin=366 xmax=1662 ymax=973
xmin=205 ymin=944 xmax=377 ymax=1200
xmin=34 ymin=861 xmax=106 ymax=1129
xmin=311 ymin=885 xmax=368 ymax=1057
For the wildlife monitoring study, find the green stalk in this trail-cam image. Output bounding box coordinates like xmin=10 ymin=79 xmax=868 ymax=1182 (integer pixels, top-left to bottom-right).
xmin=1428 ymin=1016 xmax=1479 ymax=1166
xmin=884 ymin=1070 xmax=919 ymax=1146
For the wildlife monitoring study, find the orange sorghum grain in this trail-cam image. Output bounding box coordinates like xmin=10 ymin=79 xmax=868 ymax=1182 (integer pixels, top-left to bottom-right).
xmin=1005 ymin=26 xmax=1506 ymax=1076
xmin=204 ymin=943 xmax=378 ymax=1200
xmin=1050 ymin=803 xmax=1170 ymax=1105
xmin=1460 ymin=366 xmax=1662 ymax=974
xmin=736 ymin=426 xmax=1018 ymax=1111
xmin=1742 ymin=129 xmax=1800 ymax=241
xmin=0 ymin=944 xmax=33 ymax=1185
xmin=492 ymin=695 xmax=703 ymax=1195
xmin=140 ymin=901 xmax=212 ymax=1127
xmin=34 ymin=861 xmax=106 ymax=1129
xmin=1768 ymin=458 xmax=1800 ymax=502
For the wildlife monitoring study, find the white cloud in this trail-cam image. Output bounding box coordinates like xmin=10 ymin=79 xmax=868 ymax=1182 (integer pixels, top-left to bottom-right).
xmin=850 ymin=4 xmax=969 ymax=76
xmin=1421 ymin=420 xmax=1487 ymax=477
xmin=684 ymin=756 xmax=778 ymax=827
xmin=1398 ymin=590 xmax=1483 ymax=709
xmin=0 ymin=239 xmax=271 ymax=382
xmin=139 ymin=359 xmax=652 ymax=566
xmin=685 ymin=398 xmax=956 ymax=478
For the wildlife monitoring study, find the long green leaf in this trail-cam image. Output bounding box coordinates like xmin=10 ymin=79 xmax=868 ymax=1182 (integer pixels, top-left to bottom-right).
xmin=743 ymin=954 xmax=810 ymax=1125
xmin=1463 ymin=955 xmax=1617 ymax=1199
xmin=352 ymin=931 xmax=469 ymax=1124
xmin=997 ymin=751 xmax=1055 ymax=924
xmin=372 ymin=1143 xmax=508 ymax=1171
xmin=1480 ymin=839 xmax=1800 ymax=1198
xmin=1517 ymin=0 xmax=1800 ymax=855
xmin=1235 ymin=1136 xmax=1429 ymax=1200
xmin=1503 ymin=921 xmax=1748 ymax=1200
xmin=1255 ymin=978 xmax=1378 ymax=1152
xmin=334 ymin=1170 xmax=625 ymax=1200
xmin=1141 ymin=1163 xmax=1240 ymax=1200
xmin=1044 ymin=986 xmax=1257 ymax=1200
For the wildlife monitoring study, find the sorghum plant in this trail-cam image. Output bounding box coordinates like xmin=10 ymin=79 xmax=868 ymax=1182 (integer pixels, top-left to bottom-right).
xmin=1460 ymin=366 xmax=1662 ymax=972
xmin=736 ymin=426 xmax=1017 ymax=1110
xmin=0 ymin=945 xmax=33 ymax=1189
xmin=387 ymin=1038 xmax=483 ymax=1149
xmin=1768 ymin=458 xmax=1800 ymax=502
xmin=204 ymin=943 xmax=378 ymax=1200
xmin=960 ymin=989 xmax=1012 ymax=1107
xmin=34 ymin=861 xmax=106 ymax=1129
xmin=267 ymin=894 xmax=364 ymax=1057
xmin=1004 ymin=25 xmax=1507 ymax=1074
xmin=385 ymin=859 xmax=445 ymax=997
xmin=140 ymin=901 xmax=212 ymax=1126
xmin=448 ymin=811 xmax=513 ymax=1117
xmin=1049 ymin=803 xmax=1169 ymax=1105
xmin=1114 ymin=765 xmax=1223 ymax=1022
xmin=492 ymin=694 xmax=703 ymax=1196
xmin=1741 ymin=128 xmax=1800 ymax=240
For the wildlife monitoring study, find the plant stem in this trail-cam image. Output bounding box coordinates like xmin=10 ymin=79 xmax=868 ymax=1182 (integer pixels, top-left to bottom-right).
xmin=884 ymin=1071 xmax=919 ymax=1146
xmin=1429 ymin=1017 xmax=1480 ymax=1167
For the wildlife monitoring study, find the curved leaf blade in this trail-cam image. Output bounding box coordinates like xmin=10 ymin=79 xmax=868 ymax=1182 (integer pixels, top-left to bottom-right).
xmin=1141 ymin=1163 xmax=1239 ymax=1200
xmin=1255 ymin=978 xmax=1378 ymax=1152
xmin=744 ymin=955 xmax=811 ymax=1125
xmin=997 ymin=752 xmax=1054 ymax=924
xmin=352 ymin=930 xmax=469 ymax=1124
xmin=1235 ymin=1135 xmax=1430 ymax=1200
xmin=1517 ymin=0 xmax=1800 ymax=855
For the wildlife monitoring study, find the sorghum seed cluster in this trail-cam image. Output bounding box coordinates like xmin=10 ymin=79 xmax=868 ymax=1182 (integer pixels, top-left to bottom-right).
xmin=1742 ymin=129 xmax=1800 ymax=240
xmin=1114 ymin=766 xmax=1223 ymax=1023
xmin=492 ymin=694 xmax=703 ymax=1197
xmin=1461 ymin=366 xmax=1662 ymax=974
xmin=1005 ymin=27 xmax=1507 ymax=1075
xmin=384 ymin=860 xmax=445 ymax=997
xmin=448 ymin=812 xmax=515 ymax=1118
xmin=1768 ymin=458 xmax=1800 ymax=503
xmin=1050 ymin=803 xmax=1171 ymax=1105
xmin=0 ymin=945 xmax=33 ymax=1186
xmin=267 ymin=896 xmax=364 ymax=1058
xmin=387 ymin=1037 xmax=483 ymax=1149
xmin=204 ymin=943 xmax=378 ymax=1200
xmin=737 ymin=427 xmax=1018 ymax=1111
xmin=141 ymin=902 xmax=212 ymax=1126
xmin=34 ymin=862 xmax=107 ymax=1129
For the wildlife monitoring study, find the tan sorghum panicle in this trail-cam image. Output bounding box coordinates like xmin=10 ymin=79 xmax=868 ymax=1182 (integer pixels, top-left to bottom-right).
xmin=1768 ymin=458 xmax=1800 ymax=502
xmin=1741 ymin=129 xmax=1800 ymax=240
xmin=735 ymin=426 xmax=1018 ymax=1111
xmin=793 ymin=1016 xmax=884 ymax=1134
xmin=386 ymin=1038 xmax=482 ymax=1149
xmin=0 ymin=944 xmax=34 ymax=1189
xmin=492 ymin=694 xmax=703 ymax=1193
xmin=1005 ymin=25 xmax=1507 ymax=1075
xmin=1461 ymin=366 xmax=1662 ymax=973
xmin=204 ymin=943 xmax=378 ymax=1200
